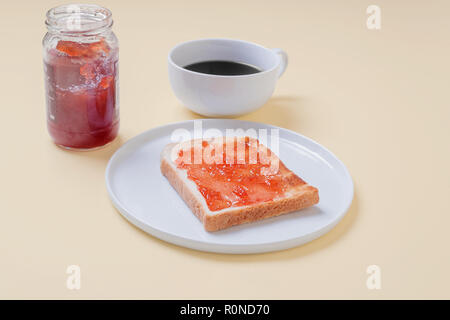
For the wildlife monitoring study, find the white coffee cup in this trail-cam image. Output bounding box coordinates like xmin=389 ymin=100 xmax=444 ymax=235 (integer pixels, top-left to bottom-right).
xmin=168 ymin=38 xmax=288 ymax=117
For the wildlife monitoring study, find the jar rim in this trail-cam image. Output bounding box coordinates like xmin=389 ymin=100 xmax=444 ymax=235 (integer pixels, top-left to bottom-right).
xmin=45 ymin=4 xmax=113 ymax=35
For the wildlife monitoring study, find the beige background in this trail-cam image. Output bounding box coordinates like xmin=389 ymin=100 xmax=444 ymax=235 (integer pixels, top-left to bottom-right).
xmin=0 ymin=0 xmax=449 ymax=299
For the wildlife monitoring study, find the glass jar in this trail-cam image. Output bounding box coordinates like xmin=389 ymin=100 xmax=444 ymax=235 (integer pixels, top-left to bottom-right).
xmin=43 ymin=4 xmax=119 ymax=150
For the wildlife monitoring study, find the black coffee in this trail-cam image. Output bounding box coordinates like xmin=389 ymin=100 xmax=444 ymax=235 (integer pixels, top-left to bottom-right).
xmin=184 ymin=60 xmax=261 ymax=76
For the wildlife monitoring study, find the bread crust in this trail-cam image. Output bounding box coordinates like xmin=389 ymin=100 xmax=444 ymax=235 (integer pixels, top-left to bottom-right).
xmin=161 ymin=152 xmax=319 ymax=232
xmin=161 ymin=158 xmax=207 ymax=225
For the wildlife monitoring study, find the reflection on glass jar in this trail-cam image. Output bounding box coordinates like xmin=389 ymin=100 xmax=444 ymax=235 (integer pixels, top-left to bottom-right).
xmin=43 ymin=4 xmax=119 ymax=150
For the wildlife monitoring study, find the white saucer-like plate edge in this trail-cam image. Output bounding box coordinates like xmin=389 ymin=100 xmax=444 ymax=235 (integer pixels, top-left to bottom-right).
xmin=105 ymin=119 xmax=354 ymax=254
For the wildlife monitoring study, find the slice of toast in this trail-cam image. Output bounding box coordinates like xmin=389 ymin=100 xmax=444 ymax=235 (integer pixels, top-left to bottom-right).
xmin=160 ymin=136 xmax=319 ymax=232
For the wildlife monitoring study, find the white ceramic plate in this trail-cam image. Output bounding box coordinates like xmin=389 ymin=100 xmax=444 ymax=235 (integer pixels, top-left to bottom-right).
xmin=105 ymin=120 xmax=353 ymax=254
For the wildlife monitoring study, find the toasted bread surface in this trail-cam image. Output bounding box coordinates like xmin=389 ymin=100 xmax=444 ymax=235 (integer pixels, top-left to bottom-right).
xmin=161 ymin=137 xmax=319 ymax=231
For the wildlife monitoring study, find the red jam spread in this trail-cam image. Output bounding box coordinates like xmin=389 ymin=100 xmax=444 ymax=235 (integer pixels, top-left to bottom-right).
xmin=176 ymin=138 xmax=291 ymax=212
xmin=44 ymin=39 xmax=118 ymax=149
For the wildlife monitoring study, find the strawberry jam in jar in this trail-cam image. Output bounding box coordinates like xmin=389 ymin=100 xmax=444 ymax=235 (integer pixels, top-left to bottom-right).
xmin=43 ymin=4 xmax=119 ymax=150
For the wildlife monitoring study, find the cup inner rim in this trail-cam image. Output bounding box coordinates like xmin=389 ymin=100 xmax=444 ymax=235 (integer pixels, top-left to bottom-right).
xmin=168 ymin=38 xmax=279 ymax=78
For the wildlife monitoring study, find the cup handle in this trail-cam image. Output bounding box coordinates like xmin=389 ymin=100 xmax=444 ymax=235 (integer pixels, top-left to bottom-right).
xmin=271 ymin=48 xmax=288 ymax=78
